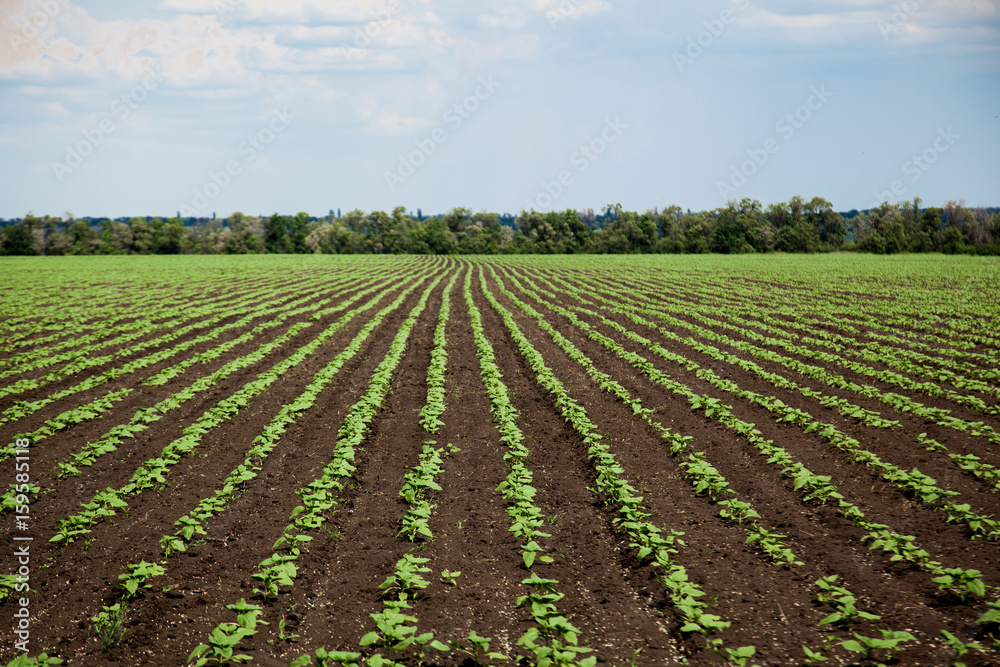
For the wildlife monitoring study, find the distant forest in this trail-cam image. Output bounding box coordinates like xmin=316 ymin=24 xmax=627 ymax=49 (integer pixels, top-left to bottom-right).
xmin=2 ymin=197 xmax=999 ymax=256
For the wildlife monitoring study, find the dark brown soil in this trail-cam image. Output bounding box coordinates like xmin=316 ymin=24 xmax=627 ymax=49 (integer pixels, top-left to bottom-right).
xmin=2 ymin=257 xmax=998 ymax=667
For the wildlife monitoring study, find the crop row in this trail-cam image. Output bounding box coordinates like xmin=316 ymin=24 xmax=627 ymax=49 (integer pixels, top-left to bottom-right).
xmin=190 ymin=273 xmax=443 ymax=665
xmin=502 ymin=268 xmax=1000 ymax=641
xmin=547 ymin=269 xmax=1000 ymax=476
xmin=49 ymin=275 xmax=425 ymax=546
xmin=480 ymin=266 xmax=766 ymax=664
xmin=543 ymin=274 xmax=1000 ymax=541
xmin=0 ymin=276 xmax=311 ymax=379
xmin=464 ymin=268 xmax=598 ymax=667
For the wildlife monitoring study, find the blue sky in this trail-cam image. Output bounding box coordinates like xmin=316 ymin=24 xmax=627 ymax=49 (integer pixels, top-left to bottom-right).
xmin=0 ymin=0 xmax=997 ymax=219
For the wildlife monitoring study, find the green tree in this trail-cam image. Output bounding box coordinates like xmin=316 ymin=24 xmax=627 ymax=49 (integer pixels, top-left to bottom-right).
xmin=42 ymin=216 xmax=69 ymax=255
xmin=288 ymin=212 xmax=312 ymax=253
xmin=224 ymin=212 xmax=264 ymax=254
xmin=410 ymin=217 xmax=455 ymax=255
xmin=341 ymin=209 xmax=367 ymax=234
xmin=653 ymin=206 xmax=686 ymax=253
xmin=21 ymin=213 xmax=47 ymax=254
xmin=2 ymin=223 xmax=36 ymax=255
xmin=185 ymin=218 xmax=226 ymax=254
xmin=131 ymin=218 xmax=156 ymax=254
xmin=682 ymin=211 xmax=713 ymax=253
xmin=264 ymin=214 xmax=292 ymax=253
xmin=856 ymin=203 xmax=905 ymax=253
xmin=899 ymin=198 xmax=936 ymax=252
xmin=67 ymin=219 xmax=97 ymax=255
xmin=443 ymin=207 xmax=471 ymax=236
xmin=805 ymin=196 xmax=844 ymax=249
xmin=385 ymin=207 xmax=411 ymax=253
xmin=594 ymin=206 xmax=657 ymax=253
xmin=98 ymin=220 xmax=132 ymax=254
xmin=304 ymin=220 xmax=364 ymax=254
xmin=940 ymin=226 xmax=965 ymax=254
xmin=712 ymin=198 xmax=764 ymax=254
xmin=154 ymin=218 xmax=187 ymax=254
xmin=457 ymin=211 xmax=506 ymax=254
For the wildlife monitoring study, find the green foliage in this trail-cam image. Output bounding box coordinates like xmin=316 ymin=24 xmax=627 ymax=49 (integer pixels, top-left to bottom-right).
xmin=378 ymin=554 xmax=432 ymax=597
xmin=290 ymin=648 xmax=364 ymax=667
xmin=12 ymin=197 xmax=995 ymax=255
xmin=118 ymin=561 xmax=165 ymax=599
xmin=89 ymin=603 xmax=128 ymax=650
xmin=10 ymin=253 xmax=1000 ymax=667
xmin=814 ymin=576 xmax=881 ymax=628
xmin=188 ymin=600 xmax=267 ymax=666
xmin=449 ymin=630 xmax=509 ymax=664
xmin=4 ymin=655 xmax=63 ymax=667
xmin=840 ymin=629 xmax=916 ymax=664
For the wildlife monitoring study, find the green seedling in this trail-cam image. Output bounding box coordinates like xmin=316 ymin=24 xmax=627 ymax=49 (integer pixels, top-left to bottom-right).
xmin=252 ymin=554 xmax=298 ymax=600
xmin=187 ymin=623 xmax=254 ymax=666
xmin=932 ymin=568 xmax=986 ymax=602
xmin=0 ymin=574 xmax=19 ymax=601
xmin=840 ymin=629 xmax=916 ymax=665
xmin=379 ymin=554 xmax=431 ymax=596
xmin=940 ymin=629 xmax=984 ymax=666
xmin=723 ymin=645 xmax=757 ymax=667
xmin=815 ymin=576 xmax=881 ymax=628
xmin=278 ymin=618 xmax=300 ymax=643
xmin=449 ymin=630 xmax=509 ymax=663
xmin=521 ymin=540 xmax=553 ymax=569
xmin=4 ymin=654 xmax=63 ymax=666
xmin=801 ymin=646 xmax=828 ymax=664
xmin=89 ymin=602 xmax=128 ymax=650
xmin=290 ymin=647 xmax=363 ymax=667
xmin=188 ymin=599 xmax=267 ymax=666
xmin=118 ymin=561 xmax=165 ymax=599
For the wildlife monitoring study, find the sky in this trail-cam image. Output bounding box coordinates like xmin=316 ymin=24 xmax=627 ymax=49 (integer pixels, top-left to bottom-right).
xmin=0 ymin=0 xmax=998 ymax=219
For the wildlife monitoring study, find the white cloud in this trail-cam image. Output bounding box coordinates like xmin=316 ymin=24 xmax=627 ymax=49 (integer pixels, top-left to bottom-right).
xmin=741 ymin=0 xmax=1000 ymax=48
xmin=368 ymin=110 xmax=425 ymax=134
xmin=0 ymin=5 xmax=277 ymax=85
xmin=528 ymin=0 xmax=612 ymax=20
xmin=433 ymin=31 xmax=540 ymax=66
xmin=2 ymin=0 xmax=550 ymax=91
xmin=160 ymin=0 xmax=430 ymax=24
xmin=743 ymin=9 xmax=881 ymax=43
xmin=0 ymin=0 xmax=87 ymax=76
xmin=890 ymin=20 xmax=1000 ymax=46
xmin=478 ymin=7 xmax=528 ymax=30
xmin=41 ymin=101 xmax=70 ymax=118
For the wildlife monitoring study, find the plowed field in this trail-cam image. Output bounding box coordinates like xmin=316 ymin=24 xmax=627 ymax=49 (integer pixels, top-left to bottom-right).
xmin=2 ymin=254 xmax=999 ymax=667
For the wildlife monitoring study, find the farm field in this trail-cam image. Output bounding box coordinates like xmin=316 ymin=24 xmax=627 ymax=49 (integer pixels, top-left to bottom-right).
xmin=1 ymin=253 xmax=999 ymax=667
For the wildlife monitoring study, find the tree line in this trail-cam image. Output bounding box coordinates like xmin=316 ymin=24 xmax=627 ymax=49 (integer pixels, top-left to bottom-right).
xmin=2 ymin=197 xmax=998 ymax=256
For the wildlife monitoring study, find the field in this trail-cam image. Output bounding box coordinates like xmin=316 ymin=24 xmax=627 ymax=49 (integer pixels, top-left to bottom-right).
xmin=1 ymin=253 xmax=999 ymax=667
